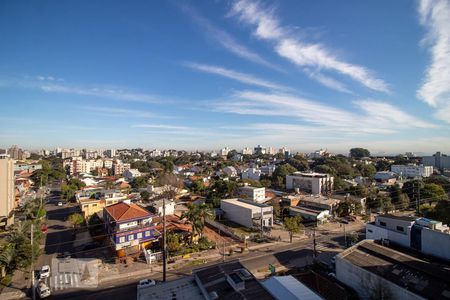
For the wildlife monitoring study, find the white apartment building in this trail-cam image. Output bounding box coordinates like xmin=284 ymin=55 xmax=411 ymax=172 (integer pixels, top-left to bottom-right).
xmin=242 ymin=147 xmax=253 ymax=155
xmin=260 ymin=165 xmax=276 ymax=176
xmin=113 ymin=160 xmax=131 ymax=175
xmin=0 ymin=155 xmax=15 ymax=227
xmin=309 ymin=149 xmax=328 ymax=159
xmin=149 ymin=149 xmax=161 ymax=157
xmin=266 ymin=147 xmax=277 ymax=155
xmin=61 ymin=148 xmax=81 ymax=159
xmin=220 ymin=147 xmax=231 ymax=157
xmin=221 ymin=198 xmax=273 ymax=228
xmin=286 ymin=172 xmax=334 ymax=195
xmin=254 ymin=145 xmax=266 ymax=155
xmin=391 ymin=164 xmax=433 ymax=178
xmin=103 ymin=159 xmax=113 ymax=169
xmin=238 ymin=186 xmax=265 ymax=203
xmin=241 ymin=168 xmax=262 ymax=181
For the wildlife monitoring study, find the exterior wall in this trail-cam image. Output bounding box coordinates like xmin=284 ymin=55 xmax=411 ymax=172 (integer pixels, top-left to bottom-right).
xmin=286 ymin=174 xmax=333 ymax=195
xmin=367 ymin=219 xmax=412 ymax=248
xmin=421 ymin=227 xmax=450 ymax=261
xmin=114 ymin=226 xmax=158 ymax=250
xmin=221 ymin=200 xmax=253 ymax=227
xmin=81 ymin=201 xmax=105 ymax=218
xmin=422 ymin=152 xmax=450 ymax=169
xmin=391 ymin=165 xmax=433 ymax=178
xmin=0 ymin=157 xmax=15 ymax=226
xmin=335 ymin=255 xmax=424 ymax=300
xmin=238 ymin=187 xmax=265 ymax=202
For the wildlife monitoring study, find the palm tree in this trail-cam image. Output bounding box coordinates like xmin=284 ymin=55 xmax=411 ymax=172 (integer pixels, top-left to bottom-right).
xmin=181 ymin=204 xmax=214 ymax=243
xmin=0 ymin=244 xmax=16 ymax=273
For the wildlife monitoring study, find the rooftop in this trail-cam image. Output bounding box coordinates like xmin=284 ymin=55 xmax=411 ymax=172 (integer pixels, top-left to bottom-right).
xmin=291 ymin=172 xmax=331 ymax=178
xmin=194 ymin=260 xmax=275 ymax=300
xmin=137 ymin=276 xmax=203 ymax=300
xmin=262 ymin=276 xmax=323 ymax=300
xmin=222 ymin=198 xmax=270 ymax=209
xmin=377 ymin=214 xmax=417 ymax=222
xmin=105 ymin=202 xmax=152 ymax=222
xmin=339 ymin=240 xmax=450 ymax=300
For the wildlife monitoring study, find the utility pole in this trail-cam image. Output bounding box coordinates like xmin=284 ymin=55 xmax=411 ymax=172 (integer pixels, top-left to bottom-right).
xmin=343 ymin=224 xmax=347 ymax=247
xmin=162 ymin=197 xmax=167 ymax=282
xmin=260 ymin=207 xmax=263 ymax=237
xmin=417 ymin=180 xmax=421 ymax=215
xmin=313 ymin=227 xmax=317 ymax=259
xmin=31 ymin=223 xmax=35 ymax=300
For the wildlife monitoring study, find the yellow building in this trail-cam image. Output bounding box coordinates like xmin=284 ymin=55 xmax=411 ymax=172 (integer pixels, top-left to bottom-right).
xmin=0 ymin=155 xmax=15 ymax=227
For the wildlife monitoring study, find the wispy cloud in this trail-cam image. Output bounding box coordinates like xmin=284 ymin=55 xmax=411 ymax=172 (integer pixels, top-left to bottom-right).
xmin=417 ymin=0 xmax=450 ymax=124
xmin=131 ymin=124 xmax=190 ymax=130
xmin=179 ymin=4 xmax=281 ymax=71
xmin=229 ymin=0 xmax=389 ymax=93
xmin=305 ymin=69 xmax=353 ymax=94
xmin=214 ymin=90 xmax=436 ymax=135
xmin=82 ymin=106 xmax=164 ymax=118
xmin=0 ymin=77 xmax=161 ymax=104
xmin=184 ymin=62 xmax=289 ymax=90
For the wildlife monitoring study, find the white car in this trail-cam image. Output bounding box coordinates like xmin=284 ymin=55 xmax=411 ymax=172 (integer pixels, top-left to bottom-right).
xmin=57 ymin=201 xmax=63 ymax=206
xmin=36 ymin=282 xmax=51 ymax=298
xmin=137 ymin=279 xmax=156 ymax=289
xmin=40 ymin=265 xmax=50 ymax=279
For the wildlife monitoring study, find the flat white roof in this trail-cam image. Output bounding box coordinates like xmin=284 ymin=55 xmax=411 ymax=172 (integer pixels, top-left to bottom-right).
xmin=262 ymin=276 xmax=323 ymax=300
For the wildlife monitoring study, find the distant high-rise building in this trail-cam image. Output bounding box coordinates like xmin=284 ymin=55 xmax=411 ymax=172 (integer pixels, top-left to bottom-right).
xmin=0 ymin=155 xmax=15 ymax=227
xmin=254 ymin=145 xmax=266 ymax=155
xmin=220 ymin=147 xmax=230 ymax=156
xmin=422 ymin=151 xmax=450 ymax=170
xmin=242 ymin=147 xmax=253 ymax=155
xmin=7 ymin=145 xmax=24 ymax=160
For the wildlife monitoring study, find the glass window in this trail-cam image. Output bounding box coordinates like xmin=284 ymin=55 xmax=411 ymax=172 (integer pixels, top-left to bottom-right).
xmin=145 ymin=231 xmax=150 ymax=237
xmin=396 ymin=226 xmax=404 ymax=232
xmin=137 ymin=232 xmax=143 ymax=239
xmin=92 ymin=204 xmax=97 ymax=207
xmin=380 ymin=221 xmax=386 ymax=227
xmin=128 ymin=234 xmax=134 ymax=241
xmin=119 ymin=237 xmax=125 ymax=243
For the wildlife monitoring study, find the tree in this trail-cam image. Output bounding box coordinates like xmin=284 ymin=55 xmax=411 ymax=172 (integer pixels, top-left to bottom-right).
xmin=271 ymin=199 xmax=281 ymax=218
xmin=286 ymin=158 xmax=309 ymax=172
xmin=131 ymin=176 xmax=150 ymax=189
xmin=272 ymin=163 xmax=297 ymax=188
xmin=283 ymin=216 xmax=303 ymax=243
xmin=377 ymin=194 xmax=393 ymax=213
xmin=167 ymin=233 xmax=181 ymax=253
xmin=358 ymin=164 xmax=377 ymax=179
xmin=349 ymin=148 xmax=370 ymax=159
xmin=180 ymin=204 xmax=214 ymax=244
xmin=140 ymin=191 xmax=150 ymax=202
xmin=421 ymin=183 xmax=448 ymax=203
xmin=0 ymin=244 xmax=16 ymax=272
xmin=68 ymin=213 xmax=84 ymax=229
xmin=375 ymin=160 xmax=391 ymax=171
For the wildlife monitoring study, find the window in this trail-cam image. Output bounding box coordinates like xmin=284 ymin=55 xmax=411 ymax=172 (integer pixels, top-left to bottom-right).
xmin=119 ymin=237 xmax=125 ymax=243
xmin=145 ymin=231 xmax=150 ymax=237
xmin=83 ymin=205 xmax=88 ymax=208
xmin=92 ymin=204 xmax=97 ymax=207
xmin=368 ymin=229 xmax=373 ymax=233
xmin=137 ymin=232 xmax=143 ymax=239
xmin=380 ymin=221 xmax=386 ymax=227
xmin=128 ymin=234 xmax=134 ymax=241
xmin=396 ymin=226 xmax=404 ymax=232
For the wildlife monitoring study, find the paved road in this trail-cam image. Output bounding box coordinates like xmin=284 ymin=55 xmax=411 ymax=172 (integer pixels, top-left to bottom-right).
xmin=48 ymin=230 xmax=348 ymax=300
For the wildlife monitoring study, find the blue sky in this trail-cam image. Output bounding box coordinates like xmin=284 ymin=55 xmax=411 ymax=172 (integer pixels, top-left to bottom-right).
xmin=0 ymin=0 xmax=449 ymax=154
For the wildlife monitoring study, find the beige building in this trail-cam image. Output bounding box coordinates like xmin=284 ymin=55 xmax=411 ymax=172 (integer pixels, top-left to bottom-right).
xmin=0 ymin=155 xmax=15 ymax=227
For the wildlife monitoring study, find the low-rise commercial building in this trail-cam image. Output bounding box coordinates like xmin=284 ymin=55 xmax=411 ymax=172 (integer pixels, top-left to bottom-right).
xmin=286 ymin=172 xmax=334 ymax=195
xmin=366 ymin=214 xmax=450 ymax=261
xmin=391 ymin=164 xmax=433 ymax=178
xmin=221 ymin=198 xmax=273 ymax=228
xmin=288 ymin=206 xmax=330 ymax=224
xmin=241 ymin=168 xmax=262 ymax=181
xmin=238 ymin=186 xmax=266 ymax=203
xmin=336 ymin=239 xmax=450 ymax=300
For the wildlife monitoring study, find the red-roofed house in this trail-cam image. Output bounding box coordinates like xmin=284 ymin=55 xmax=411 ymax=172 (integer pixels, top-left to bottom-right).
xmin=103 ymin=200 xmax=159 ymax=257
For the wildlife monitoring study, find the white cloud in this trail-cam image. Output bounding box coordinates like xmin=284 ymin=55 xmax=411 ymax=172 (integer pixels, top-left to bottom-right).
xmin=230 ymin=0 xmax=389 ymax=93
xmin=131 ymin=124 xmax=190 ymax=130
xmin=305 ymin=69 xmax=353 ymax=94
xmin=185 ymin=62 xmax=289 ymax=90
xmin=180 ymin=4 xmax=281 ymax=71
xmin=214 ymin=90 xmax=436 ymax=135
xmin=83 ymin=106 xmax=162 ymax=118
xmin=417 ymin=0 xmax=450 ymax=123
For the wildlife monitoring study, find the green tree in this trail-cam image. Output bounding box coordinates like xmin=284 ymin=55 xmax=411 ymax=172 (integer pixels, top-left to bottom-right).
xmin=167 ymin=233 xmax=181 ymax=253
xmin=421 ymin=183 xmax=448 ymax=202
xmin=286 ymin=158 xmax=309 ymax=172
xmin=68 ymin=213 xmax=85 ymax=229
xmin=272 ymin=163 xmax=297 ymax=188
xmin=349 ymin=148 xmax=370 ymax=159
xmin=283 ymin=216 xmax=303 ymax=243
xmin=181 ymin=204 xmax=214 ymax=244
xmin=358 ymin=164 xmax=377 ymax=179
xmin=140 ymin=190 xmax=150 ymax=202
xmin=377 ymin=194 xmax=393 ymax=213
xmin=375 ymin=160 xmax=391 ymax=171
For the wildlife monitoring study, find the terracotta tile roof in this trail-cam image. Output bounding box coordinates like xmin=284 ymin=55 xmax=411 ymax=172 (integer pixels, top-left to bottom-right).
xmin=105 ymin=202 xmax=151 ymax=221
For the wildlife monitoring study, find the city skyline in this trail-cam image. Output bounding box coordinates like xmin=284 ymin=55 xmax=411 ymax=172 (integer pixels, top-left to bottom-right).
xmin=1 ymin=0 xmax=450 ymax=153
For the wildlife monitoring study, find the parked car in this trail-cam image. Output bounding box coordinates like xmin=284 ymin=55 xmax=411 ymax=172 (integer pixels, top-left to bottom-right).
xmin=36 ymin=282 xmax=51 ymax=298
xmin=274 ymin=219 xmax=283 ymax=225
xmin=57 ymin=201 xmax=63 ymax=206
xmin=40 ymin=265 xmax=50 ymax=279
xmin=137 ymin=279 xmax=156 ymax=289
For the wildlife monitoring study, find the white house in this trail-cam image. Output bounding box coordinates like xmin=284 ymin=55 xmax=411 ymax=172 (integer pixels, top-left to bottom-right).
xmin=390 ymin=164 xmax=433 ymax=178
xmin=286 ymin=172 xmax=334 ymax=195
xmin=241 ymin=168 xmax=262 ymax=181
xmin=238 ymin=186 xmax=266 ymax=203
xmin=123 ymin=169 xmax=141 ymax=180
xmin=221 ymin=198 xmax=273 ymax=228
xmin=148 ymin=199 xmax=175 ymax=216
xmin=222 ymin=166 xmax=238 ymax=177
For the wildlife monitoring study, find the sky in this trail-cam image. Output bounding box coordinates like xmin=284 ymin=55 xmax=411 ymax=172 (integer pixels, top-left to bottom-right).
xmin=0 ymin=0 xmax=449 ymax=154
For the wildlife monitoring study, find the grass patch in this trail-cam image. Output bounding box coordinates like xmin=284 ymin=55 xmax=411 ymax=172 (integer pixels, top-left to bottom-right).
xmin=184 ymin=259 xmax=207 ymax=267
